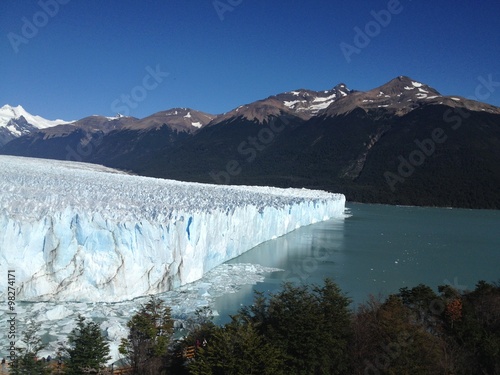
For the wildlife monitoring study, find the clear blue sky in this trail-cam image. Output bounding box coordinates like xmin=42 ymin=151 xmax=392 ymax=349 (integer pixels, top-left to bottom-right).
xmin=1 ymin=0 xmax=499 ymax=120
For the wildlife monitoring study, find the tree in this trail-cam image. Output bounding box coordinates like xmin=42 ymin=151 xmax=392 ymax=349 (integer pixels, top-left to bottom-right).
xmin=189 ymin=318 xmax=285 ymax=375
xmin=170 ymin=307 xmax=217 ymax=373
xmin=442 ymin=281 xmax=500 ymax=374
xmin=119 ymin=295 xmax=174 ymax=374
xmin=399 ymin=284 xmax=439 ymax=323
xmin=351 ymin=294 xmax=448 ymax=375
xmin=313 ymin=279 xmax=353 ymax=374
xmin=239 ymin=279 xmax=352 ymax=375
xmin=10 ymin=322 xmax=50 ymax=375
xmin=59 ymin=315 xmax=111 ymax=374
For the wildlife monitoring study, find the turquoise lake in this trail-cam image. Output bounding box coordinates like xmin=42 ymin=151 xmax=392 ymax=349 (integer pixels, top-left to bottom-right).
xmin=213 ymin=203 xmax=500 ymax=323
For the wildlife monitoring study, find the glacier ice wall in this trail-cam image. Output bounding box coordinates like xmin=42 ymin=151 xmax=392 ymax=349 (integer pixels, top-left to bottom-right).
xmin=0 ymin=155 xmax=345 ymax=302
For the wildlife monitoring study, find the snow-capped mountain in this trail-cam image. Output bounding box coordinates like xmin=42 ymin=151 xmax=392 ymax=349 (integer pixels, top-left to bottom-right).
xmin=211 ymin=84 xmax=351 ymax=124
xmin=323 ymin=76 xmax=500 ymax=117
xmin=67 ymin=114 xmax=138 ymax=132
xmin=2 ymin=76 xmax=500 ymax=209
xmin=0 ymin=104 xmax=72 ymax=146
xmin=275 ymin=83 xmax=351 ymax=117
xmin=130 ymin=107 xmax=215 ymax=132
xmin=0 ymin=104 xmax=71 ymax=130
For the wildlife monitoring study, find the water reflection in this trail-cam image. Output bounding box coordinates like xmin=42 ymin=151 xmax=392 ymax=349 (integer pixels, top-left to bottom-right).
xmin=214 ymin=216 xmax=346 ymax=323
xmin=214 ymin=203 xmax=500 ymax=324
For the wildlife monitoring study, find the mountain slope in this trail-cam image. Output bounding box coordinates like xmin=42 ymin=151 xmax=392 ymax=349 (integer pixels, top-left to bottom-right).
xmin=324 ymin=76 xmax=500 ymax=117
xmin=130 ymin=108 xmax=215 ymax=132
xmin=0 ymin=108 xmax=214 ymax=165
xmin=138 ymin=77 xmax=500 ymax=208
xmin=139 ymin=103 xmax=500 ymax=208
xmin=1 ymin=77 xmax=499 ymax=209
xmin=0 ymin=104 xmax=72 ymax=146
xmin=210 ymin=83 xmax=351 ymax=125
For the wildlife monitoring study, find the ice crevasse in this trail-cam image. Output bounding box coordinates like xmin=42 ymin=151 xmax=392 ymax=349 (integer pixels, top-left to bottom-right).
xmin=0 ymin=155 xmax=345 ymax=302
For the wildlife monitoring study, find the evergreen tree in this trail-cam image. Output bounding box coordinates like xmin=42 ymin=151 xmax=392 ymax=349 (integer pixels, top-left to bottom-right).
xmin=171 ymin=307 xmax=217 ymax=372
xmin=10 ymin=322 xmax=50 ymax=375
xmin=60 ymin=315 xmax=111 ymax=374
xmin=313 ymin=279 xmax=353 ymax=374
xmin=239 ymin=279 xmax=352 ymax=375
xmin=119 ymin=295 xmax=174 ymax=375
xmin=189 ymin=318 xmax=285 ymax=375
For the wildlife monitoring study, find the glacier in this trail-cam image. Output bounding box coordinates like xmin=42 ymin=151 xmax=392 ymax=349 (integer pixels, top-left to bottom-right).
xmin=0 ymin=263 xmax=283 ymax=365
xmin=0 ymin=262 xmax=284 ymax=363
xmin=0 ymin=155 xmax=345 ymax=303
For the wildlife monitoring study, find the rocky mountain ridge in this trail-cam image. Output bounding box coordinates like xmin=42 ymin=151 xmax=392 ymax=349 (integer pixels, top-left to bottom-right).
xmin=2 ymin=76 xmax=499 ymax=209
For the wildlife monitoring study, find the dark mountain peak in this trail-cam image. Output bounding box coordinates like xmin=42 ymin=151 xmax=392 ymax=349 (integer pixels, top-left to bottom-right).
xmin=322 ymin=76 xmax=500 ymax=117
xmin=0 ymin=115 xmax=37 ymax=147
xmin=377 ymin=76 xmax=500 ymax=114
xmin=212 ymin=84 xmax=354 ymax=125
xmin=71 ymin=115 xmax=138 ymax=132
xmin=131 ymin=108 xmax=215 ymax=133
xmin=9 ymin=115 xmax=28 ymax=126
xmin=333 ymin=82 xmax=350 ymax=93
xmin=161 ymin=107 xmax=194 ymax=116
xmin=211 ymin=98 xmax=290 ymax=125
xmin=374 ymin=76 xmax=441 ymax=97
xmin=27 ymin=115 xmax=139 ymax=141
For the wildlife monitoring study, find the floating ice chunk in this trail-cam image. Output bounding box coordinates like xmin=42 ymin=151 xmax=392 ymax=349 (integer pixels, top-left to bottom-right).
xmin=45 ymin=305 xmax=73 ymax=321
xmin=0 ymin=262 xmax=284 ymax=364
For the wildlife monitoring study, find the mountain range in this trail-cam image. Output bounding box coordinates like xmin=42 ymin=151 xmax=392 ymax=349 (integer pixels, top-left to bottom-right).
xmin=1 ymin=76 xmax=500 ymax=209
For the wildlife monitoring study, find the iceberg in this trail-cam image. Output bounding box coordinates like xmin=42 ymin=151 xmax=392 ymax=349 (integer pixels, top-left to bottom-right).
xmin=0 ymin=155 xmax=345 ymax=302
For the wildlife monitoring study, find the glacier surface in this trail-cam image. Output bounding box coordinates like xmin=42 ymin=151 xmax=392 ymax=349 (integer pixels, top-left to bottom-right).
xmin=0 ymin=155 xmax=345 ymax=302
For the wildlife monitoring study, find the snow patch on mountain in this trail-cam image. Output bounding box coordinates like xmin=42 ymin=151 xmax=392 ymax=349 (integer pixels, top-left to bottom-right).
xmin=0 ymin=104 xmax=71 ymax=129
xmin=283 ymin=100 xmax=303 ymax=108
xmin=312 ymin=93 xmax=337 ymax=103
xmin=309 ymin=100 xmax=335 ymax=112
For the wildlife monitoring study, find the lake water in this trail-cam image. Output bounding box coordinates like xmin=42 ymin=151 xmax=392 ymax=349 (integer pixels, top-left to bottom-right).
xmin=213 ymin=203 xmax=500 ymax=323
xmin=2 ymin=203 xmax=498 ymax=361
